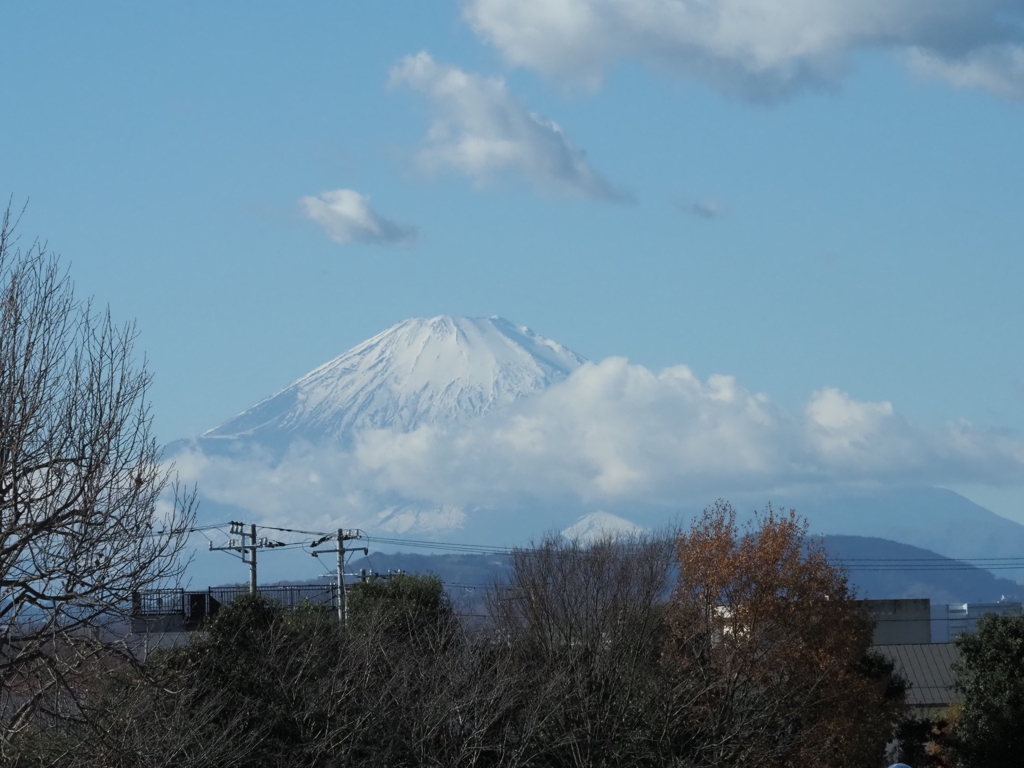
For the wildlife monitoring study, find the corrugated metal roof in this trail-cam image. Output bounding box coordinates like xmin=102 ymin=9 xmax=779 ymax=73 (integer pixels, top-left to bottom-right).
xmin=873 ymin=643 xmax=960 ymax=708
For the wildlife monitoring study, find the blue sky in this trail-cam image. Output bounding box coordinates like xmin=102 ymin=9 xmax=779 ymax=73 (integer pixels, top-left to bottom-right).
xmin=3 ymin=1 xmax=1024 ymax=521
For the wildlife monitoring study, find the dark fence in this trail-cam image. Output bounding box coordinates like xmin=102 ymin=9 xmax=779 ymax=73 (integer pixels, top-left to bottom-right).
xmin=132 ymin=584 xmax=339 ymax=629
xmin=133 ymin=589 xmax=187 ymax=617
xmin=208 ymin=584 xmax=337 ymax=612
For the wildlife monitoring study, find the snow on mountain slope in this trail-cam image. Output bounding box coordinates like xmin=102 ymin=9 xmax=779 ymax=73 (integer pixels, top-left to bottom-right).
xmin=203 ymin=316 xmax=586 ymax=445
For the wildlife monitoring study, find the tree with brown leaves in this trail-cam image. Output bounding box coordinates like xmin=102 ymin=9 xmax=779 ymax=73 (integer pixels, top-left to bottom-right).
xmin=669 ymin=500 xmax=907 ymax=767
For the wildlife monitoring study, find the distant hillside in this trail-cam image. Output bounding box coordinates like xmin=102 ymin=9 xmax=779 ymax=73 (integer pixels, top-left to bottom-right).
xmin=316 ymin=535 xmax=1024 ymax=608
xmin=782 ymin=486 xmax=1024 ymax=566
xmin=822 ymin=535 xmax=1023 ymax=604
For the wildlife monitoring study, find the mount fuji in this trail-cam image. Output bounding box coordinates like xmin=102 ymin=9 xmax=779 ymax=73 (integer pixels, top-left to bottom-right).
xmin=201 ymin=316 xmax=585 ymax=449
xmin=169 ymin=315 xmax=1024 ymax=587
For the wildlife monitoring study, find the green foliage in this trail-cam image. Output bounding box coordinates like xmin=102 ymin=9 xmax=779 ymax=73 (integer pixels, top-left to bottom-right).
xmin=952 ymin=612 xmax=1024 ymax=767
xmin=138 ymin=576 xmax=455 ymax=767
xmin=348 ymin=572 xmax=453 ymax=636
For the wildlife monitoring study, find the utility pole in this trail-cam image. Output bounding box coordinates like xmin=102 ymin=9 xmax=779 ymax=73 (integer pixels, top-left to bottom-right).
xmin=210 ymin=521 xmax=287 ymax=595
xmin=314 ymin=529 xmax=365 ymax=624
xmin=337 ymin=529 xmax=345 ymax=624
xmin=249 ymin=523 xmax=257 ymax=595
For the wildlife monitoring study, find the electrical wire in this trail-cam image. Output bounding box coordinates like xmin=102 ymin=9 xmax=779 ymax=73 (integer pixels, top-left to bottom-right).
xmin=193 ymin=525 xmax=1024 ymax=574
xmin=257 ymin=525 xmax=338 ymax=536
xmin=363 ymin=534 xmax=1024 ymax=570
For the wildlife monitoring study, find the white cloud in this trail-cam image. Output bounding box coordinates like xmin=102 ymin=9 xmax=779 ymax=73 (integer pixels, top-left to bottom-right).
xmin=462 ymin=0 xmax=1024 ymax=100
xmin=300 ymin=189 xmax=415 ymax=246
xmin=389 ymin=52 xmax=629 ymax=200
xmin=175 ymin=358 xmax=1024 ymax=534
xmin=173 ymin=440 xmax=465 ymax=534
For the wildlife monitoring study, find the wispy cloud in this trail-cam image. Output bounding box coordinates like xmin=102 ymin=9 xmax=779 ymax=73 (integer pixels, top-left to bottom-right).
xmin=389 ymin=52 xmax=629 ymax=201
xmin=463 ymin=0 xmax=1024 ymax=101
xmin=908 ymin=45 xmax=1024 ymax=100
xmin=684 ymin=199 xmax=726 ymax=220
xmin=300 ymin=189 xmax=415 ymax=246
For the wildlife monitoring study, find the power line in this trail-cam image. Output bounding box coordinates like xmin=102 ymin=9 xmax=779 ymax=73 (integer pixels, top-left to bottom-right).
xmin=363 ymin=534 xmax=1024 ymax=569
xmin=257 ymin=524 xmax=333 ymax=536
xmin=187 ymin=525 xmax=1024 ymax=574
xmin=363 ymin=535 xmax=513 ymax=555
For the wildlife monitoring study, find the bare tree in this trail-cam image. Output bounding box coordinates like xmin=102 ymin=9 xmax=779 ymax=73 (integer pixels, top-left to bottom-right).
xmin=0 ymin=205 xmax=195 ymax=752
xmin=487 ymin=533 xmax=681 ymax=768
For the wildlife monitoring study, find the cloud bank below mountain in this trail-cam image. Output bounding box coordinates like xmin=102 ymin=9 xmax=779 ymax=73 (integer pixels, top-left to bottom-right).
xmin=173 ymin=356 xmax=1024 ymax=533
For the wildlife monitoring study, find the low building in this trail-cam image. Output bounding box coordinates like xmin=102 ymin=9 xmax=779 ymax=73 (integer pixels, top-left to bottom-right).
xmin=873 ymin=643 xmax=960 ymax=715
xmin=860 ymin=599 xmax=931 ymax=645
xmin=931 ymin=601 xmax=1022 ymax=642
xmin=864 ymin=599 xmax=1022 ymax=715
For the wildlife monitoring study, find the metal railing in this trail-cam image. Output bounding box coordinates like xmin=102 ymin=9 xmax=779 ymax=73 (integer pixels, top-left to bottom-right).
xmin=208 ymin=584 xmax=336 ymax=612
xmin=133 ymin=589 xmax=187 ymax=617
xmin=132 ymin=584 xmax=340 ymax=627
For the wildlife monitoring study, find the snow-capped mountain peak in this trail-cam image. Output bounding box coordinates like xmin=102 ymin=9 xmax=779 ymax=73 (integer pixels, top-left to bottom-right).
xmin=561 ymin=512 xmax=646 ymax=543
xmin=203 ymin=315 xmax=586 ymax=444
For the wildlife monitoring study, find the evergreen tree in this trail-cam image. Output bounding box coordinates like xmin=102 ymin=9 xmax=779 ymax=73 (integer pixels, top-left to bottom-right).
xmin=952 ymin=612 xmax=1024 ymax=768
